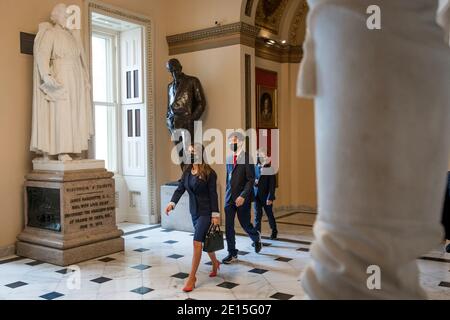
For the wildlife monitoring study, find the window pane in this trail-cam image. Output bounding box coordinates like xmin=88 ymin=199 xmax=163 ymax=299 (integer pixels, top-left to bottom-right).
xmin=127 ymin=109 xmax=133 ymax=137
xmin=95 ymin=104 xmax=116 ymax=172
xmin=126 ymin=71 xmax=132 ymax=99
xmin=133 ymin=70 xmax=139 ymax=98
xmin=95 ymin=105 xmax=108 ymax=165
xmin=92 ymin=36 xmax=108 ymax=102
xmin=135 ymin=109 xmax=141 ymax=137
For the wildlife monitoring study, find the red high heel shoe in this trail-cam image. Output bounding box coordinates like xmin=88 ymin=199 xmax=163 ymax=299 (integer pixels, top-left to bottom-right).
xmin=182 ymin=277 xmax=196 ymax=292
xmin=209 ymin=261 xmax=221 ymax=277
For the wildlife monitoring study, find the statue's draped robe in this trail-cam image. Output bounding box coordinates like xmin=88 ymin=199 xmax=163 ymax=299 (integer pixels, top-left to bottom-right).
xmin=31 ymin=23 xmax=93 ymax=155
xmin=297 ymin=0 xmax=450 ymax=299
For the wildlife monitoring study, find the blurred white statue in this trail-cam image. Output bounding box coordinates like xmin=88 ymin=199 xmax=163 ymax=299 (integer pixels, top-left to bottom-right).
xmin=297 ymin=0 xmax=450 ymax=299
xmin=30 ymin=3 xmax=93 ymax=161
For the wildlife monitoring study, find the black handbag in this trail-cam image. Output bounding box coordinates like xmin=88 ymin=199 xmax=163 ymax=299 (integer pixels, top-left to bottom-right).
xmin=203 ymin=224 xmax=224 ymax=253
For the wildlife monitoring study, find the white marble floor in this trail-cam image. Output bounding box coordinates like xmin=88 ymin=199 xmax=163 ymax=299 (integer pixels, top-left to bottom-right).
xmin=0 ymin=223 xmax=449 ymax=300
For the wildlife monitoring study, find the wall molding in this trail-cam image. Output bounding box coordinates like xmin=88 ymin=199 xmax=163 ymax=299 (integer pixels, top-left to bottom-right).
xmin=0 ymin=244 xmax=16 ymax=259
xmin=166 ymin=21 xmax=302 ymax=63
xmin=255 ymin=37 xmax=302 ymax=63
xmin=274 ymin=204 xmax=317 ymax=214
xmin=167 ymin=22 xmax=259 ymax=55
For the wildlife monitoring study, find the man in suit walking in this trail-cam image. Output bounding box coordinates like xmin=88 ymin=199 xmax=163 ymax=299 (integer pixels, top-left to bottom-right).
xmin=254 ymin=149 xmax=278 ymax=240
xmin=222 ymin=132 xmax=262 ymax=264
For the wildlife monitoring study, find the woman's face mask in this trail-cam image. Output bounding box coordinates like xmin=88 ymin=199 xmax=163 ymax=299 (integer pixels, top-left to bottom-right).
xmin=190 ymin=152 xmax=201 ymax=164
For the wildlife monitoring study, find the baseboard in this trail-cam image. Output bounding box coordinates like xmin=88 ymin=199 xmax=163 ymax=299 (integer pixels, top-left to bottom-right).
xmin=126 ymin=213 xmax=151 ymax=225
xmin=273 ymin=204 xmax=317 ymax=214
xmin=0 ymin=244 xmax=16 ymax=259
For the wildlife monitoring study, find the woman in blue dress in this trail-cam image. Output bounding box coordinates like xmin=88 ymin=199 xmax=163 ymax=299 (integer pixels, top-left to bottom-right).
xmin=165 ymin=143 xmax=221 ymax=292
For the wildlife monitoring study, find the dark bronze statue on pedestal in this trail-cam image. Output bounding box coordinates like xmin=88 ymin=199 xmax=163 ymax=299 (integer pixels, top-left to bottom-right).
xmin=166 ymin=59 xmax=206 ymax=169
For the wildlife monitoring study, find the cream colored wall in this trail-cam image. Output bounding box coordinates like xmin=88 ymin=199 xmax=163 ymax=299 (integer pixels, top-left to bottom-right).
xmin=165 ymin=0 xmax=243 ymax=35
xmin=0 ymin=0 xmax=172 ymax=251
xmin=255 ymin=58 xmax=317 ymax=210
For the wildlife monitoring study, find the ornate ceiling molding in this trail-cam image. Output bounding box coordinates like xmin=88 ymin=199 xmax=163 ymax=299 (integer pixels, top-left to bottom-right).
xmin=289 ymin=0 xmax=308 ymax=45
xmin=255 ymin=0 xmax=289 ymax=35
xmin=166 ymin=21 xmax=302 ymax=63
xmin=167 ymin=22 xmax=260 ymax=55
xmin=255 ymin=37 xmax=302 ymax=63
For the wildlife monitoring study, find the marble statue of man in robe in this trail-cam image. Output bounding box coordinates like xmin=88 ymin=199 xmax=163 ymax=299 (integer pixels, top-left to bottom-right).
xmin=30 ymin=3 xmax=93 ymax=161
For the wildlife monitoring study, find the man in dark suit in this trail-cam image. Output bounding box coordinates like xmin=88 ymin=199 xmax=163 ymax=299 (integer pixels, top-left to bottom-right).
xmin=254 ymin=149 xmax=278 ymax=240
xmin=222 ymin=132 xmax=262 ymax=264
xmin=442 ymin=171 xmax=450 ymax=253
xmin=166 ymin=59 xmax=206 ymax=170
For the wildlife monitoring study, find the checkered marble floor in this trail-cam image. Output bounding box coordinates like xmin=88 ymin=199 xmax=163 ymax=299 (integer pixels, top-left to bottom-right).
xmin=0 ymin=224 xmax=449 ymax=300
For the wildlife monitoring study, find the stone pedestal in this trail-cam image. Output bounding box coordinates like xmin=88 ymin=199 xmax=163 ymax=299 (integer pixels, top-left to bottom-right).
xmin=161 ymin=183 xmax=194 ymax=233
xmin=16 ymin=160 xmax=124 ymax=266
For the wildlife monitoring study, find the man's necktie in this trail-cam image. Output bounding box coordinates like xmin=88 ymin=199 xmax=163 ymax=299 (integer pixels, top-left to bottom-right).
xmin=233 ymin=154 xmax=237 ymax=168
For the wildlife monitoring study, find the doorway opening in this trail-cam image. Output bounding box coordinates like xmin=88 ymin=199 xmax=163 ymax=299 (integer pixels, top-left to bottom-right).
xmin=88 ymin=3 xmax=157 ymax=228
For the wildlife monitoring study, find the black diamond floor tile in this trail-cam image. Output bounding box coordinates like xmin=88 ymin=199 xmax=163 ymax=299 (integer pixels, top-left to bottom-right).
xmin=131 ymin=287 xmax=154 ymax=295
xmin=249 ymin=268 xmax=268 ymax=274
xmin=262 ymin=242 xmax=272 ymax=247
xmin=90 ymin=277 xmax=113 ymax=284
xmin=167 ymin=254 xmax=184 ymax=259
xmin=5 ymin=281 xmax=28 ymax=289
xmin=238 ymin=251 xmax=250 ymax=256
xmin=26 ymin=260 xmax=44 ymax=266
xmin=275 ymin=257 xmax=292 ymax=262
xmin=134 ymin=236 xmax=148 ymax=239
xmin=0 ymin=256 xmax=25 ymax=265
xmin=40 ymin=292 xmax=64 ymax=300
xmin=134 ymin=248 xmax=150 ymax=253
xmin=172 ymin=272 xmax=189 ymax=279
xmin=55 ymin=269 xmax=69 ymax=275
xmin=131 ymin=264 xmax=151 ymax=271
xmin=205 ymin=261 xmax=213 ymax=266
xmin=438 ymin=281 xmax=450 ymax=288
xmin=161 ymin=229 xmax=174 ymax=233
xmin=270 ymin=292 xmax=294 ymax=300
xmin=217 ymin=281 xmax=239 ymax=289
xmin=297 ymin=247 xmax=310 ymax=252
xmin=98 ymin=257 xmax=116 ymax=263
xmin=164 ymin=240 xmax=179 ymax=244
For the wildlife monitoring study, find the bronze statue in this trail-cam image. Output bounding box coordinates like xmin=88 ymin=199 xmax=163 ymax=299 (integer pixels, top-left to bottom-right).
xmin=166 ymin=59 xmax=206 ymax=168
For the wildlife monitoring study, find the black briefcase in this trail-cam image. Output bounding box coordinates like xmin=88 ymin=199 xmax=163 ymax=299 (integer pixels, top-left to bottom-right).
xmin=203 ymin=224 xmax=224 ymax=253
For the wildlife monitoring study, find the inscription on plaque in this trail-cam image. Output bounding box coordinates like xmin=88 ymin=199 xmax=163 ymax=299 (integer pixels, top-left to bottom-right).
xmin=64 ymin=179 xmax=115 ymax=233
xmin=27 ymin=187 xmax=61 ymax=232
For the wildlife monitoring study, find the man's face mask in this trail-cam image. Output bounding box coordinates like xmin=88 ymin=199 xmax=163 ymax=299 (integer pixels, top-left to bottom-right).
xmin=230 ymin=142 xmax=239 ymax=153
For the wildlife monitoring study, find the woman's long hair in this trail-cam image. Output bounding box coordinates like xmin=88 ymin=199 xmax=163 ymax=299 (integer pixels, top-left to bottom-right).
xmin=187 ymin=143 xmax=213 ymax=181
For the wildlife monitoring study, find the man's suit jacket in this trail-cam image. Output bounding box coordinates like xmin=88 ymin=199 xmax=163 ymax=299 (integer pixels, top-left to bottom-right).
xmin=254 ymin=165 xmax=276 ymax=202
xmin=166 ymin=74 xmax=206 ymax=134
xmin=225 ymin=152 xmax=255 ymax=205
xmin=171 ymin=165 xmax=219 ymax=217
xmin=442 ymin=172 xmax=450 ymax=239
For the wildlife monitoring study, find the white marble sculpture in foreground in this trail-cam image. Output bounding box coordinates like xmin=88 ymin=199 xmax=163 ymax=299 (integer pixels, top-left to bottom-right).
xmin=297 ymin=0 xmax=450 ymax=299
xmin=30 ymin=3 xmax=93 ymax=161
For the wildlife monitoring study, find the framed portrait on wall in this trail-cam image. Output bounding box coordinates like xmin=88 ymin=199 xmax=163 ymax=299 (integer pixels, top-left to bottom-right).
xmin=257 ymin=85 xmax=278 ymax=129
